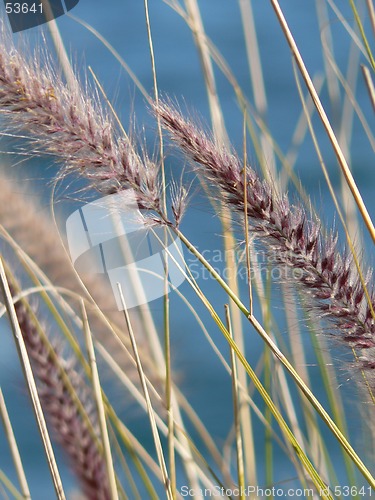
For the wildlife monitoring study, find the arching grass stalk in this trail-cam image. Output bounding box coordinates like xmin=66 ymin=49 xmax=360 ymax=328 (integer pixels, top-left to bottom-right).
xmin=225 ymin=305 xmax=246 ymax=500
xmin=291 ymin=57 xmax=375 ymax=403
xmin=166 ymin=226 xmax=375 ymax=490
xmin=0 ymin=234 xmax=158 ymax=497
xmin=143 ymin=1 xmax=176 ymax=495
xmin=182 ymin=1 xmax=258 ymax=486
xmin=0 ymin=259 xmax=66 ymax=499
xmin=156 ymin=233 xmax=333 ymax=497
xmin=81 ymin=301 xmax=118 ymax=500
xmin=269 ymin=0 xmax=375 ymax=243
xmin=116 ymin=283 xmax=174 ymax=500
xmin=0 ymin=265 xmax=113 ymax=499
xmin=0 ymin=388 xmax=31 ymax=499
xmin=349 ymin=0 xmax=375 ymax=71
xmin=0 ymin=469 xmax=24 ymax=500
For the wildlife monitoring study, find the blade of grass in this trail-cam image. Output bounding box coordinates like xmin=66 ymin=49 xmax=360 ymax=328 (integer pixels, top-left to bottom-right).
xmin=242 ymin=111 xmax=253 ymax=316
xmin=225 ymin=305 xmax=245 ymax=500
xmin=116 ymin=283 xmax=173 ymax=500
xmin=67 ymin=13 xmax=149 ymax=100
xmin=349 ymin=0 xmax=375 ymax=71
xmin=319 ymin=33 xmax=375 ymax=150
xmin=238 ymin=0 xmax=278 ymax=183
xmin=263 ymin=273 xmax=273 ymax=498
xmin=97 ymin=340 xmax=219 ymax=492
xmin=362 ymin=64 xmax=375 ymax=111
xmin=290 ymin=45 xmax=362 ymax=485
xmin=316 ymin=0 xmax=341 ymax=125
xmin=183 ymin=277 xmax=331 ymax=495
xmin=263 ymin=347 xmax=273 ymax=498
xmin=81 ymin=300 xmax=118 ymax=500
xmin=143 ymin=3 xmax=176 ymax=496
xmin=158 ymin=233 xmax=333 ymax=494
xmin=282 ymin=73 xmax=325 ymax=190
xmin=150 ymin=225 xmax=328 ymax=487
xmin=184 ymin=0 xmax=227 ymax=141
xmin=0 ymin=470 xmax=23 ymax=500
xmin=165 ymin=283 xmax=299 ymax=481
xmin=270 ymin=0 xmax=375 ymax=244
xmin=316 ymin=0 xmax=361 ymax=258
xmin=367 ymin=0 xmax=375 ymax=36
xmin=0 ymin=388 xmax=31 ymax=499
xmin=0 ymin=258 xmax=66 ymax=500
xmin=182 ymin=1 xmax=257 ymax=487
xmin=280 ymin=284 xmax=331 ymax=483
xmin=172 ymin=228 xmax=375 ymax=488
xmin=108 ymin=425 xmax=142 ymax=500
xmin=327 ymin=0 xmax=369 ymax=57
xmin=305 ymin=313 xmax=358 ymax=493
xmin=44 ymin=2 xmax=79 ymax=92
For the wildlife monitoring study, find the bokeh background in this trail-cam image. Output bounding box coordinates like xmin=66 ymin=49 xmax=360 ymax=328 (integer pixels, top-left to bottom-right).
xmin=0 ymin=1 xmax=374 ymax=498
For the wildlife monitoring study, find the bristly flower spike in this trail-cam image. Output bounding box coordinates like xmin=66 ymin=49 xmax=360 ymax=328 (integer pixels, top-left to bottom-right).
xmin=154 ymin=99 xmax=375 ymax=394
xmin=0 ymin=24 xmax=160 ymax=212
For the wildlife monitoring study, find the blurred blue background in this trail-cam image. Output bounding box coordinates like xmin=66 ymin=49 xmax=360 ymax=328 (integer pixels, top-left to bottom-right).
xmin=0 ymin=0 xmax=374 ymax=498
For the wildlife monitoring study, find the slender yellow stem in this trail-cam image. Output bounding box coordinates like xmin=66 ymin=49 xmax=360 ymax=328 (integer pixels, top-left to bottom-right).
xmin=225 ymin=306 xmax=245 ymax=500
xmin=0 ymin=388 xmax=31 ymax=499
xmin=116 ymin=283 xmax=173 ymax=500
xmin=0 ymin=259 xmax=66 ymax=500
xmin=243 ymin=111 xmax=253 ymax=316
xmin=362 ymin=64 xmax=375 ymax=111
xmin=270 ymin=0 xmax=375 ymax=244
xmin=0 ymin=470 xmax=24 ymax=500
xmin=81 ymin=301 xmax=118 ymax=500
xmin=144 ymin=1 xmax=176 ymax=494
xmin=367 ymin=0 xmax=375 ymax=36
xmin=349 ymin=0 xmax=375 ymax=70
xmin=173 ymin=228 xmax=375 ymax=489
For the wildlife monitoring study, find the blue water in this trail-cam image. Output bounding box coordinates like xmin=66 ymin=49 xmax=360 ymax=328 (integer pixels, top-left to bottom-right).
xmin=0 ymin=0 xmax=374 ymax=498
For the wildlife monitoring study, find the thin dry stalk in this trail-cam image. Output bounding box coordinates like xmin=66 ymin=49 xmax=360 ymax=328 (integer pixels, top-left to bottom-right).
xmin=184 ymin=0 xmax=227 ymax=141
xmin=0 ymin=259 xmax=65 ymax=500
xmin=0 ymin=388 xmax=31 ymax=499
xmin=143 ymin=3 xmax=177 ymax=495
xmin=1 ymin=266 xmax=112 ymax=499
xmin=225 ymin=305 xmax=245 ymax=500
xmin=270 ymin=0 xmax=375 ymax=244
xmin=183 ymin=2 xmax=257 ymax=486
xmin=0 ymin=173 xmax=160 ymax=390
xmin=98 ymin=342 xmax=219 ymax=492
xmin=238 ymin=0 xmax=277 ymax=182
xmin=0 ymin=470 xmax=23 ymax=500
xmin=81 ymin=300 xmax=118 ymax=500
xmin=361 ymin=64 xmax=375 ymax=112
xmin=116 ymin=283 xmax=173 ymax=500
xmin=367 ymin=0 xmax=375 ymax=36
